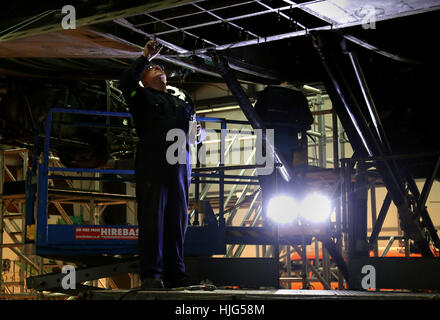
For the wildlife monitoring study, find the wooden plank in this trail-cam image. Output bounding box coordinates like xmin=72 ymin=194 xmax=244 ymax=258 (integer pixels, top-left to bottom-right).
xmin=52 ymin=202 xmax=73 ymax=224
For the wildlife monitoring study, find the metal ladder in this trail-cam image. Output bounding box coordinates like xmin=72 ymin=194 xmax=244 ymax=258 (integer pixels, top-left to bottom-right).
xmin=0 ymin=148 xmax=43 ymax=294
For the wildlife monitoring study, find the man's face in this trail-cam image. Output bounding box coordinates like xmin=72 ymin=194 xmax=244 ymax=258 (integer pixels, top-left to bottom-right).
xmin=141 ymin=64 xmax=167 ymax=88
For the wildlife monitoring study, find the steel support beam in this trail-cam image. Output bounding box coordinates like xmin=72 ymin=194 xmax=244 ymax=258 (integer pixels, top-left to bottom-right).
xmin=312 ymin=32 xmax=433 ymax=257
xmin=405 ymin=159 xmax=440 ymax=249
xmin=418 ymin=155 xmax=440 ymax=210
xmin=292 ymin=244 xmax=331 ymax=290
xmin=112 ymin=18 xmax=282 ymax=82
xmin=369 ymin=192 xmax=392 ymax=247
xmin=318 ymin=236 xmax=349 ymax=283
xmin=370 ymin=182 xmax=378 ymax=256
xmin=347 ymin=51 xmax=391 ymax=149
xmin=344 ymin=49 xmax=435 ymax=252
xmin=348 ymin=162 xmax=369 ymax=257
xmin=211 ymin=52 xmax=292 ymax=183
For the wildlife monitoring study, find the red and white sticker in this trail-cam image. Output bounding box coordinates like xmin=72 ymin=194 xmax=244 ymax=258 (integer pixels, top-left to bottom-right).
xmin=75 ymin=227 xmax=138 ymax=240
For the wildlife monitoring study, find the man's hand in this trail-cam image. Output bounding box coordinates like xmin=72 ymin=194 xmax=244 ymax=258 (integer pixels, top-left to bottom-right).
xmin=143 ymin=40 xmax=162 ymax=61
xmin=196 ymin=122 xmax=206 ymax=144
xmin=196 ymin=123 xmax=201 ymax=138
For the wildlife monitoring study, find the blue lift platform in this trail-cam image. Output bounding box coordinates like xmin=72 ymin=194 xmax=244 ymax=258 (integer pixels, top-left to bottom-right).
xmin=25 ymin=108 xmax=316 ymax=292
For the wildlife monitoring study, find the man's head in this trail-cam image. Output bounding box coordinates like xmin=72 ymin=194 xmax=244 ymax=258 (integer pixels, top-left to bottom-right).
xmin=141 ymin=63 xmax=167 ymax=92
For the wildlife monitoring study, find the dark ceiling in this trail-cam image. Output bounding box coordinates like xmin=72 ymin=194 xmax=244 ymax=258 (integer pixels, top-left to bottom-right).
xmin=0 ymin=0 xmax=439 ymax=84
xmin=0 ymin=1 xmax=439 ymax=171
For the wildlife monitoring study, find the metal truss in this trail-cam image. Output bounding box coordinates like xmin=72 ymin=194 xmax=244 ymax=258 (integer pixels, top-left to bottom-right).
xmin=3 ymin=0 xmax=439 ymax=46
xmin=105 ymin=0 xmax=440 ymax=82
xmin=1 ymin=1 xmax=439 ymax=82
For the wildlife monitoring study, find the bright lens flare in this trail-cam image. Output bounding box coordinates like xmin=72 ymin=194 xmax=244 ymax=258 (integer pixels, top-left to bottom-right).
xmin=300 ymin=193 xmax=332 ymax=223
xmin=267 ymin=195 xmax=299 ymax=224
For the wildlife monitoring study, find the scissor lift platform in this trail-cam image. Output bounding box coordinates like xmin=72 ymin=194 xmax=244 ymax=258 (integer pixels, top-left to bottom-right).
xmin=23 ymin=108 xmax=343 ymax=293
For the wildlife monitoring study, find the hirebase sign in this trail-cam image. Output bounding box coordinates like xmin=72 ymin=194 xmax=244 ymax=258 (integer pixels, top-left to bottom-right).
xmin=74 ymin=226 xmax=138 ymax=240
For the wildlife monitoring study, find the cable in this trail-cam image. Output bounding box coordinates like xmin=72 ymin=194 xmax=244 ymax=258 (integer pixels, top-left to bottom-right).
xmin=0 ymin=10 xmax=53 ymax=34
xmin=117 ymin=287 xmax=149 ymax=300
xmin=117 ymin=284 xmax=217 ymax=300
xmin=0 ymin=9 xmax=60 ymax=41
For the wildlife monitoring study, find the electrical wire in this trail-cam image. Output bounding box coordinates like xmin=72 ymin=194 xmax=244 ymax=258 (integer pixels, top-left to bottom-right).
xmin=0 ymin=10 xmax=53 ymax=35
xmin=117 ymin=287 xmax=155 ymax=300
xmin=0 ymin=9 xmax=60 ymax=41
xmin=117 ymin=284 xmax=217 ymax=300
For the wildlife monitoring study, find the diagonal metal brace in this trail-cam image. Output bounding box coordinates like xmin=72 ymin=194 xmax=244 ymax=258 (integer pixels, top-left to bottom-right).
xmin=312 ymin=32 xmax=433 ymax=256
xmin=369 ymin=192 xmax=392 ymax=246
xmin=318 ymin=236 xmax=350 ymax=284
xmin=405 ymin=156 xmax=440 ymax=248
xmin=210 ymin=51 xmax=292 ymax=183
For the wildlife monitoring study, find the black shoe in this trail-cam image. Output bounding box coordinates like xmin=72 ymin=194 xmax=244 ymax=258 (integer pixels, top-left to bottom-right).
xmin=163 ymin=273 xmax=191 ymax=289
xmin=140 ymin=277 xmax=165 ymax=290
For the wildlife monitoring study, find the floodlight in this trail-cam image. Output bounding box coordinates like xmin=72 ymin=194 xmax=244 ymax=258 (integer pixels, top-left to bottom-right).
xmin=299 ymin=192 xmax=332 ymax=223
xmin=266 ymin=195 xmax=299 ymax=224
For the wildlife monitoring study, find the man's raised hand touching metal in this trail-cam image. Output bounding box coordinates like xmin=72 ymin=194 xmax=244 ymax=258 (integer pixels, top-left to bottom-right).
xmin=143 ymin=40 xmax=162 ymax=61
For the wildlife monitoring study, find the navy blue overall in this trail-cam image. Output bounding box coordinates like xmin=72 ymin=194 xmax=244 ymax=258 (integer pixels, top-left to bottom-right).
xmin=120 ymin=55 xmax=195 ymax=281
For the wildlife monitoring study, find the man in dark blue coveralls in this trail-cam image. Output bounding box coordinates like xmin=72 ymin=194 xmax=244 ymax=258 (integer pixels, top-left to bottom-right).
xmin=120 ymin=40 xmax=203 ymax=289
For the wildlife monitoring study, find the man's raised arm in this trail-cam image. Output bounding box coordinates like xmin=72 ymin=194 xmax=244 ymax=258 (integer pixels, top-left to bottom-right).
xmin=120 ymin=40 xmax=163 ymax=100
